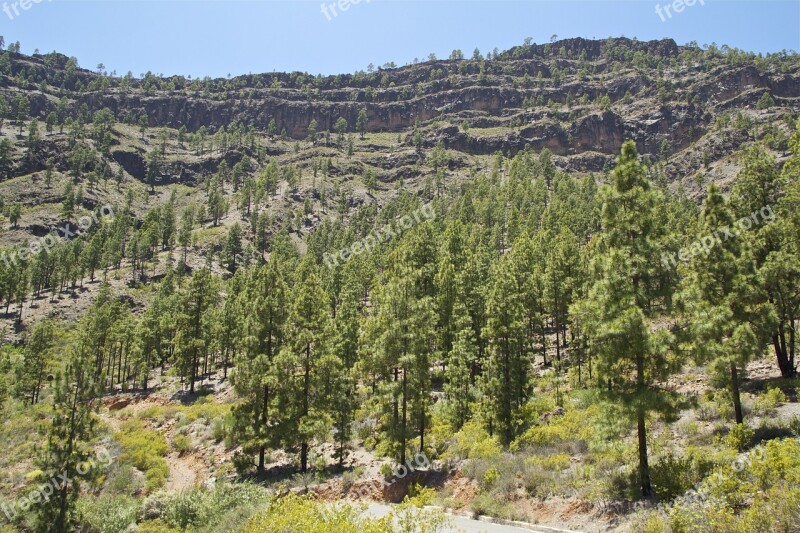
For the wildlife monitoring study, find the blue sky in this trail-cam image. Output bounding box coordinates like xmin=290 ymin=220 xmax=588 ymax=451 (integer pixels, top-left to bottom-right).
xmin=0 ymin=0 xmax=798 ymax=78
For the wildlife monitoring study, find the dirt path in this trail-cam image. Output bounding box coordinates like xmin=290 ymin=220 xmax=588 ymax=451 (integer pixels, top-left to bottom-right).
xmin=166 ymin=452 xmax=200 ymax=492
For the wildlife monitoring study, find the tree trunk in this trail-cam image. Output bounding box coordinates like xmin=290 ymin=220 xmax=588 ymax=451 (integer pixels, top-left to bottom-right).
xmin=731 ymin=363 xmax=744 ymax=424
xmin=636 ymin=348 xmax=653 ymax=499
xmin=258 ymin=383 xmax=269 ymax=474
xmin=773 ymin=330 xmax=795 ymax=378
xmin=419 ymin=403 xmax=425 ymax=453
xmin=401 ymin=369 xmax=407 ymax=466
xmin=790 ymin=319 xmax=796 ymax=377
xmin=637 ymin=409 xmax=652 ymax=499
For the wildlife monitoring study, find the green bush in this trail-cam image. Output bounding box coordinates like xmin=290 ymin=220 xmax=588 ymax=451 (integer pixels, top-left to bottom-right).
xmin=749 ymin=438 xmax=800 ymax=490
xmin=470 ymin=493 xmax=502 ymax=518
xmin=161 ymin=483 xmax=270 ymax=531
xmin=135 ymin=520 xmax=182 ymax=533
xmin=790 ymin=416 xmax=800 ymax=437
xmin=519 ymin=463 xmax=560 ymax=499
xmin=114 ymin=420 xmax=169 ymax=491
xmin=242 ymin=494 xmax=448 ymax=533
xmin=650 ymin=452 xmax=697 ymax=503
xmin=211 ymin=415 xmax=229 ymax=444
xmin=106 ymin=464 xmax=143 ymax=495
xmin=379 ymin=463 xmax=394 ymax=480
xmin=173 ymin=435 xmax=191 ymax=455
xmin=76 ymin=494 xmax=139 ymax=533
xmin=754 ymin=387 xmax=788 ymax=413
xmin=481 ymin=466 xmax=499 ymax=491
xmin=725 ymin=423 xmax=755 ymax=452
xmin=446 ymin=421 xmax=502 ymax=460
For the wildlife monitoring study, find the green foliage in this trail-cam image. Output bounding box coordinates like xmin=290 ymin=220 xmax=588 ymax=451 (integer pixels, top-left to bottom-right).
xmin=660 ymin=439 xmax=800 ymax=532
xmin=445 ymin=420 xmax=502 ymax=460
xmin=172 ymin=435 xmax=191 ymax=454
xmin=650 ymin=452 xmax=697 ymax=503
xmin=76 ymin=495 xmax=138 ymax=533
xmin=725 ymin=423 xmax=755 ymax=452
xmin=754 ymin=386 xmax=788 ymax=412
xmin=114 ymin=420 xmax=169 ymax=491
xmin=3 ymin=104 xmax=800 ymax=532
xmin=572 ymin=141 xmax=677 ymax=498
xmin=242 ymin=494 xmax=449 ymax=533
xmin=34 ymin=337 xmax=103 ymax=533
xmin=148 ymin=483 xmax=270 ymax=532
xmin=481 ymin=466 xmax=499 ymax=490
xmin=513 ymin=403 xmax=598 ymax=450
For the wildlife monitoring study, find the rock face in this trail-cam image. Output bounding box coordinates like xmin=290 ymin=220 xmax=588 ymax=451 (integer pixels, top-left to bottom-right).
xmin=3 ymin=37 xmax=799 ymax=180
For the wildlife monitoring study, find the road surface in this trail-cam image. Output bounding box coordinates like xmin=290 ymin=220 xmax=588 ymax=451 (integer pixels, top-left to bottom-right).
xmin=362 ymin=503 xmax=579 ymax=533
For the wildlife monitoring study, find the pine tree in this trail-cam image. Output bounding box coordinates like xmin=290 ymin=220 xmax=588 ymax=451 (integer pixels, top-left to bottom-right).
xmin=273 ymin=257 xmax=335 ymax=472
xmin=482 ymin=251 xmax=527 ymax=445
xmin=232 ymin=260 xmax=288 ymax=473
xmin=572 ymin=141 xmax=677 ymax=499
xmin=362 ymin=235 xmax=437 ymax=464
xmin=174 ymin=269 xmax=217 ymax=393
xmin=330 ymin=262 xmax=364 ymax=465
xmin=681 ymin=185 xmax=774 ymax=424
xmin=444 ymin=301 xmax=477 ymax=429
xmin=34 ymin=340 xmax=102 ymax=533
xmin=17 ymin=320 xmax=54 ymax=405
xmin=356 ymin=109 xmax=368 ymax=139
xmin=753 ymin=124 xmax=800 ymax=377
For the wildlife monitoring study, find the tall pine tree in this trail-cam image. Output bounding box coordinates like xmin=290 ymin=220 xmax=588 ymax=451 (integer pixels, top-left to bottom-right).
xmin=572 ymin=141 xmax=676 ymax=499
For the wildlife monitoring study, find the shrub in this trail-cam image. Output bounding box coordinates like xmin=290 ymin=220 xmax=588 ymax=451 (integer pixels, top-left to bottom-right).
xmin=754 ymin=386 xmax=787 ymax=413
xmin=631 ymin=511 xmax=669 ymax=533
xmin=211 ymin=415 xmax=229 ymax=444
xmin=76 ymin=494 xmax=139 ymax=533
xmin=650 ymin=452 xmax=696 ymax=503
xmin=512 ymin=403 xmax=597 ymax=451
xmin=106 ymin=464 xmax=143 ymax=495
xmin=446 ymin=420 xmax=501 ymax=460
xmin=756 ymin=92 xmax=775 ymax=110
xmin=470 ymin=493 xmax=502 ymax=518
xmin=406 ymin=483 xmax=436 ymax=506
xmin=173 ymin=435 xmax=191 ymax=455
xmin=161 ymin=483 xmax=270 ymax=531
xmin=520 ymin=463 xmax=560 ymax=499
xmin=725 ymin=423 xmax=755 ymax=452
xmin=481 ymin=467 xmax=499 ymax=490
xmin=114 ymin=420 xmax=169 ymax=491
xmin=695 ymin=398 xmax=719 ymax=421
xmin=527 ymin=453 xmax=571 ymax=472
xmin=135 ymin=520 xmax=182 ymax=533
xmin=242 ymin=494 xmax=448 ymax=533
xmin=749 ymin=438 xmax=800 ymax=490
xmin=379 ymin=463 xmax=394 ymax=480
xmin=141 ymin=491 xmax=173 ymax=522
xmin=790 ymin=416 xmax=800 ymax=437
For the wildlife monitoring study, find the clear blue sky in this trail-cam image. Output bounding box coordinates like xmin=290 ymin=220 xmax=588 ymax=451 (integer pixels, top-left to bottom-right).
xmin=1 ymin=0 xmax=798 ymax=78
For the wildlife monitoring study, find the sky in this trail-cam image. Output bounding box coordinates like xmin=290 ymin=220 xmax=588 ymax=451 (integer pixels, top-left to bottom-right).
xmin=0 ymin=0 xmax=798 ymax=79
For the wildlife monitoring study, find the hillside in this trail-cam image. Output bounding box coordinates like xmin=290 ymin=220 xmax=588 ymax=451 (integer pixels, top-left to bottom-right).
xmin=0 ymin=36 xmax=799 ymax=533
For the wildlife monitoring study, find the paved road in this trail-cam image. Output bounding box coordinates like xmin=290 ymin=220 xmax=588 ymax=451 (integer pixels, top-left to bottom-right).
xmin=363 ymin=503 xmax=576 ymax=533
